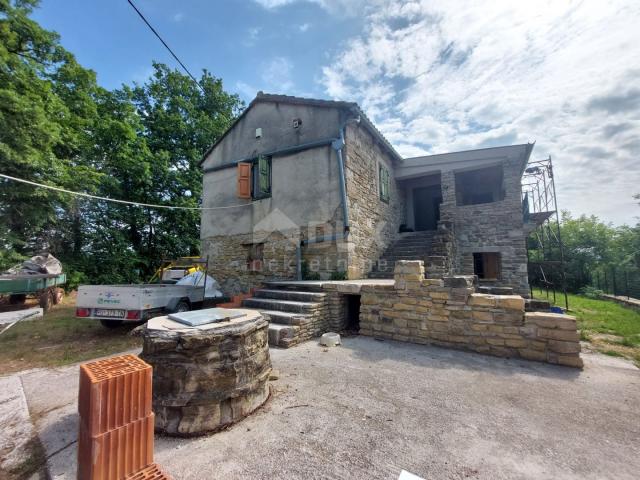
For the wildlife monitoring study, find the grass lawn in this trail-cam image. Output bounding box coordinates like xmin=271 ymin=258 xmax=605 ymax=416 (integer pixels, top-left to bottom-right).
xmin=533 ymin=288 xmax=640 ymax=366
xmin=0 ymin=294 xmax=141 ymax=375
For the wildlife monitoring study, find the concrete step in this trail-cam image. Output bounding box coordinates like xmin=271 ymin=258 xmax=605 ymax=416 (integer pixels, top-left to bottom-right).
xmin=268 ymin=323 xmax=299 ymax=347
xmin=242 ymin=297 xmax=320 ymax=314
xmin=264 ymin=281 xmax=325 ymax=292
xmin=254 ymin=288 xmax=326 ymax=303
xmin=254 ymin=309 xmax=313 ymax=326
xmin=477 ymin=286 xmax=514 ymax=295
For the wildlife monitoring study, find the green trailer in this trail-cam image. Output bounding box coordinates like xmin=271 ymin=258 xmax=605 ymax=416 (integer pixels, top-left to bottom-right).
xmin=0 ymin=273 xmax=66 ymax=311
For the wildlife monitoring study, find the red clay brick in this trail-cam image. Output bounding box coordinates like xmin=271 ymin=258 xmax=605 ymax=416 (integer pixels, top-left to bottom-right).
xmin=79 ymin=354 xmax=152 ymax=436
xmin=77 ymin=413 xmax=155 ymax=480
xmin=125 ymin=463 xmax=173 ymax=480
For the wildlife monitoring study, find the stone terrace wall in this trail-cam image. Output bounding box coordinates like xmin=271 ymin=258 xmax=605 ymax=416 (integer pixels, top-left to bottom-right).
xmin=359 ymin=261 xmax=582 ymax=368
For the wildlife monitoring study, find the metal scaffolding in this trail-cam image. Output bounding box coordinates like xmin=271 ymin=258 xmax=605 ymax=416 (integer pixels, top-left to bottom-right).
xmin=521 ymin=156 xmax=569 ymax=310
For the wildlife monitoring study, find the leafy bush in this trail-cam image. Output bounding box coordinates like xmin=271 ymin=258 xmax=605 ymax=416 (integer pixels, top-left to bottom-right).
xmin=330 ymin=271 xmax=347 ymax=281
xmin=580 ymin=285 xmax=605 ymax=299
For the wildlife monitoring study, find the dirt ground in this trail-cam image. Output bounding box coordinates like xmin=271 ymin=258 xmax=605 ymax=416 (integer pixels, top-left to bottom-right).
xmin=7 ymin=336 xmax=640 ymax=480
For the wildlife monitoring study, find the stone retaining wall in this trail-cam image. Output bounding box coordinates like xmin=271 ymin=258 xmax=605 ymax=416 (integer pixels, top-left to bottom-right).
xmin=359 ymin=261 xmax=582 ymax=368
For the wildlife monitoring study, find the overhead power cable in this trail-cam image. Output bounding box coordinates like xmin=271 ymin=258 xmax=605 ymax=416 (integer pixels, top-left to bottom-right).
xmin=0 ymin=173 xmax=257 ymax=210
xmin=126 ymin=0 xmax=205 ymax=94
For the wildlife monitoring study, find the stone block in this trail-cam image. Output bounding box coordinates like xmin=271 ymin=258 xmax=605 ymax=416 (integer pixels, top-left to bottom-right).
xmin=486 ymin=338 xmax=505 ymax=346
xmin=470 ymin=324 xmax=488 ymax=332
xmin=443 ymin=276 xmax=475 ymax=288
xmin=429 ymin=291 xmax=450 ymax=300
xmin=496 ymin=295 xmax=525 ymax=311
xmin=394 ymin=303 xmax=415 ymax=311
xmin=505 ymin=338 xmax=527 ymax=348
xmin=472 ymin=310 xmax=493 ymax=322
xmin=547 ymin=340 xmax=581 ymax=354
xmin=524 ymin=312 xmax=577 ymax=330
xmin=393 ymin=318 xmax=408 ymax=328
xmin=537 ymin=328 xmax=580 ymax=342
xmin=554 ymin=354 xmax=584 ymax=368
xmin=469 ymin=294 xmax=497 ymax=307
xmin=492 ymin=312 xmax=524 ymax=325
xmin=518 ymin=349 xmax=547 ymax=362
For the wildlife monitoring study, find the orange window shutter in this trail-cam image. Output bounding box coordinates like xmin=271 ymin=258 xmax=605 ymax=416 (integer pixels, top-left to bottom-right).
xmin=237 ymin=162 xmax=252 ymax=199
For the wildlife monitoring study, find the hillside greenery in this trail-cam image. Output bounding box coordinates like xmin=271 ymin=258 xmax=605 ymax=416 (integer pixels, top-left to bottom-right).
xmin=0 ymin=0 xmax=243 ymax=287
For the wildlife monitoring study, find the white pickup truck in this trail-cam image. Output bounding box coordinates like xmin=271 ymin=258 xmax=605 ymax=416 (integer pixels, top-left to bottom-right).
xmin=76 ymin=273 xmax=223 ymax=327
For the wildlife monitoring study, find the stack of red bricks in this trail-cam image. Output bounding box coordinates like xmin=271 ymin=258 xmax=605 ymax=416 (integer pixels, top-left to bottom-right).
xmin=78 ymin=354 xmax=171 ymax=480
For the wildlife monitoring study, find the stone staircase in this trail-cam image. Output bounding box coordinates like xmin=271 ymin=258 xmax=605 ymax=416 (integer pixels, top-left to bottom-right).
xmin=242 ymin=284 xmax=328 ymax=348
xmin=368 ymin=230 xmax=447 ymax=279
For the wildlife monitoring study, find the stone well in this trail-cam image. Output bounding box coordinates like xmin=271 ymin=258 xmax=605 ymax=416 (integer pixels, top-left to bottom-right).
xmin=140 ymin=309 xmax=271 ymax=436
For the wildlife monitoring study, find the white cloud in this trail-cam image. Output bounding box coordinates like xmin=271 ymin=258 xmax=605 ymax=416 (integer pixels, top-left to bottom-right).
xmin=235 ymin=58 xmax=297 ymax=100
xmin=172 ymin=12 xmax=184 ymax=22
xmin=236 ymin=81 xmax=257 ymax=99
xmin=253 ymin=0 xmax=379 ymax=16
xmin=261 ymin=56 xmax=295 ymax=92
xmin=243 ymin=27 xmax=262 ymax=47
xmin=319 ymin=0 xmax=640 ymax=225
xmin=298 ymin=23 xmax=311 ymax=32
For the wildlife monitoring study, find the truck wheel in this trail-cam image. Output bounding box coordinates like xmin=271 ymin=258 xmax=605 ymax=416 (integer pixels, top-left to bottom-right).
xmin=39 ymin=290 xmax=53 ymax=311
xmin=53 ymin=288 xmax=64 ymax=305
xmin=173 ymin=300 xmax=190 ymax=313
xmin=100 ymin=320 xmax=124 ymax=328
xmin=9 ymin=294 xmax=26 ymax=305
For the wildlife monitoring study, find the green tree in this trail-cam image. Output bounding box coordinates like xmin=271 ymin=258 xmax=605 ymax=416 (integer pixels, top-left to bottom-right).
xmin=0 ymin=0 xmax=243 ymax=285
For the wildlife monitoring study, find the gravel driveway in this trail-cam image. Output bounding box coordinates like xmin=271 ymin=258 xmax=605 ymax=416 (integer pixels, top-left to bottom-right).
xmin=8 ymin=336 xmax=640 ymax=479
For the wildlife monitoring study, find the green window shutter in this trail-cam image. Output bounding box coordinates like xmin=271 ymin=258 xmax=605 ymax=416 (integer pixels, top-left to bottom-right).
xmin=380 ymin=165 xmax=390 ymax=202
xmin=257 ymin=155 xmax=271 ymax=197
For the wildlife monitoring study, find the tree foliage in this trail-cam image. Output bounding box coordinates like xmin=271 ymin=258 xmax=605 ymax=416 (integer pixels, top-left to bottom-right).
xmin=529 ymin=211 xmax=640 ymax=296
xmin=0 ymin=0 xmax=243 ymax=286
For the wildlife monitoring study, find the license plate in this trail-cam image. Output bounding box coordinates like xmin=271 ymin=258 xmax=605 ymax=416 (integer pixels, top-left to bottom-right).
xmin=94 ymin=309 xmax=125 ymax=318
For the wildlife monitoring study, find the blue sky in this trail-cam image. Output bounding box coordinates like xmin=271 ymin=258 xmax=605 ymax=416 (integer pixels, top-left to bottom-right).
xmin=33 ymin=0 xmax=640 ymax=225
xmin=32 ymin=0 xmax=360 ymax=98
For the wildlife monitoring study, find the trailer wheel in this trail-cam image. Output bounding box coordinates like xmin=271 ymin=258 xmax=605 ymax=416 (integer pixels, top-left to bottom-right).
xmin=53 ymin=288 xmax=64 ymax=305
xmin=39 ymin=289 xmax=53 ymax=311
xmin=173 ymin=300 xmax=190 ymax=313
xmin=100 ymin=320 xmax=124 ymax=328
xmin=9 ymin=294 xmax=26 ymax=305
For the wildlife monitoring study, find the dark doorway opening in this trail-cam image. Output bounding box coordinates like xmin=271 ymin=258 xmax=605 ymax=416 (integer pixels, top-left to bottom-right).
xmin=413 ymin=185 xmax=442 ymax=231
xmin=473 ymin=252 xmax=501 ymax=280
xmin=345 ymin=294 xmax=361 ymax=331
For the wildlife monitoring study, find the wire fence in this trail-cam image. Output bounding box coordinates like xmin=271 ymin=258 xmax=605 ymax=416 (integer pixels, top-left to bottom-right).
xmin=592 ymin=267 xmax=640 ymax=299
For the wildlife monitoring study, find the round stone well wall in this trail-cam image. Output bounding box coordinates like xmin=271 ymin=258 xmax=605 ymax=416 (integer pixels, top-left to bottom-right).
xmin=140 ymin=309 xmax=271 ymax=436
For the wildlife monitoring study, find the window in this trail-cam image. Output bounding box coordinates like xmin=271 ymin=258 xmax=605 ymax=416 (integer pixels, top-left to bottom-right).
xmin=473 ymin=252 xmax=501 ymax=280
xmin=237 ymin=155 xmax=272 ymax=200
xmin=379 ymin=164 xmax=390 ymax=203
xmin=247 ymin=243 xmax=264 ymax=272
xmin=253 ymin=155 xmax=271 ymax=199
xmin=455 ymin=165 xmax=505 ymax=206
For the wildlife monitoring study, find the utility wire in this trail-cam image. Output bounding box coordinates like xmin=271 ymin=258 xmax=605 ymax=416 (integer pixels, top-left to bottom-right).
xmin=126 ymin=0 xmax=205 ymax=94
xmin=0 ymin=173 xmax=257 ymax=211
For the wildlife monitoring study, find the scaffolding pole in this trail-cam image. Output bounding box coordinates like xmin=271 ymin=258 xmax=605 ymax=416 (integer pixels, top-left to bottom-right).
xmin=522 ymin=156 xmax=569 ymax=310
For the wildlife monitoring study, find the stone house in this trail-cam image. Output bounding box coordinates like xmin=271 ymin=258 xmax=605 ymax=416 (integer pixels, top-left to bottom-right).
xmin=200 ymin=93 xmax=534 ymax=297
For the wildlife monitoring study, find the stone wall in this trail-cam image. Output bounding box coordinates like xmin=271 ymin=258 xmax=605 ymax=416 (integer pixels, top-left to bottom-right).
xmin=203 ymin=227 xmax=350 ymax=295
xmin=344 ymin=123 xmax=404 ymax=279
xmin=359 ymin=261 xmax=582 ymax=368
xmin=439 ymin=161 xmax=530 ymax=296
